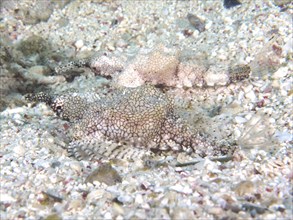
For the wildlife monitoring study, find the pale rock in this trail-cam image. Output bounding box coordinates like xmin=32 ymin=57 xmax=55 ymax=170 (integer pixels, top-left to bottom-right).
xmin=234 ymin=128 xmax=242 ymax=139
xmin=12 ymin=113 xmax=22 ymax=120
xmin=234 ymin=180 xmax=255 ymax=196
xmin=208 ymin=207 xmax=223 ymax=215
xmin=116 ymin=39 xmax=128 ymax=48
xmin=134 ymin=194 xmax=143 ymax=204
xmin=26 ymin=66 xmax=65 ymax=84
xmin=68 ymin=199 xmax=84 ymax=210
xmin=234 ymin=116 xmax=248 ymax=124
xmin=75 ymin=40 xmax=84 ymax=49
xmin=272 ymin=67 xmax=289 ymax=79
xmin=70 ymin=161 xmax=82 ymax=173
xmin=171 ymin=207 xmax=195 ymax=220
xmin=34 ymin=159 xmax=50 ymax=169
xmin=29 ymin=65 xmax=47 ymax=75
xmin=141 ymin=202 xmax=150 ymax=209
xmin=116 ymin=215 xmax=124 ymax=220
xmin=112 ymin=203 xmax=124 ymax=215
xmin=86 ymin=189 xmax=105 ymax=203
xmin=269 ymin=118 xmax=276 ymax=124
xmin=13 ymin=145 xmax=26 ymax=156
xmin=117 ymin=194 xmax=133 ymax=203
xmin=245 ymin=90 xmax=257 ymax=102
xmin=272 ymin=79 xmax=281 ymax=89
xmin=274 ymin=131 xmax=292 ymax=142
xmin=0 ymin=194 xmax=16 ymax=203
xmin=170 ymin=184 xmax=193 ymax=194
xmin=243 ymin=84 xmax=253 ymax=93
xmin=106 ymin=42 xmax=115 ymax=51
xmin=1 ymin=107 xmax=25 ymax=116
xmin=50 ymin=174 xmax=60 ymax=184
xmin=53 ymin=203 xmax=64 ymax=214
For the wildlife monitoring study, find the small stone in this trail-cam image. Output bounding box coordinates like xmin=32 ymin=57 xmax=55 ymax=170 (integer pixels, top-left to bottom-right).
xmin=245 ymin=90 xmax=257 ymax=102
xmin=106 ymin=42 xmax=115 ymax=51
xmin=28 ymin=65 xmax=50 ymax=77
xmin=274 ymin=131 xmax=293 ymax=142
xmin=116 ymin=39 xmax=128 ymax=48
xmin=75 ymin=40 xmax=84 ymax=50
xmin=67 ymin=199 xmax=84 ymax=210
xmin=117 ymin=194 xmax=133 ymax=204
xmin=86 ymin=189 xmax=105 ymax=203
xmin=208 ymin=207 xmax=223 ymax=215
xmin=134 ymin=194 xmax=143 ymax=204
xmin=70 ymin=161 xmax=82 ymax=173
xmin=187 ymin=13 xmax=205 ymax=32
xmin=272 ymin=67 xmax=288 ymax=79
xmin=0 ymin=194 xmax=16 ymax=203
xmin=104 ymin=212 xmax=112 ymax=219
xmin=234 ymin=116 xmax=248 ymax=124
xmin=85 ymin=163 xmax=122 ymax=186
xmin=224 ymin=0 xmax=241 ymax=9
xmin=170 ymin=184 xmax=193 ymax=194
xmin=13 ymin=145 xmax=26 ymax=157
xmin=243 ymin=84 xmax=253 ymax=93
xmin=172 ymin=207 xmax=195 ymax=220
xmin=234 ymin=181 xmax=255 ymax=196
xmin=112 ymin=202 xmax=124 ymax=215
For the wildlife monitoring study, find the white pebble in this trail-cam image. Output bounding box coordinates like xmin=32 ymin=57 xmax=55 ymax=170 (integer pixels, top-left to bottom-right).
xmin=0 ymin=194 xmax=16 ymax=203
xmin=1 ymin=107 xmax=25 ymax=116
xmin=86 ymin=189 xmax=104 ymax=203
xmin=272 ymin=67 xmax=288 ymax=79
xmin=274 ymin=131 xmax=292 ymax=142
xmin=12 ymin=113 xmax=22 ymax=120
xmin=135 ymin=194 xmax=143 ymax=204
xmin=237 ymin=91 xmax=245 ymax=102
xmin=70 ymin=161 xmax=82 ymax=173
xmin=68 ymin=199 xmax=83 ymax=210
xmin=170 ymin=184 xmax=192 ymax=194
xmin=117 ymin=194 xmax=133 ymax=203
xmin=13 ymin=145 xmax=26 ymax=157
xmin=235 ymin=116 xmax=247 ymax=124
xmin=269 ymin=118 xmax=276 ymax=124
xmin=116 ymin=215 xmax=124 ymax=220
xmin=234 ymin=128 xmax=242 ymax=139
xmin=243 ymin=84 xmax=253 ymax=93
xmin=245 ymin=90 xmax=257 ymax=102
xmin=75 ymin=40 xmax=84 ymax=49
xmin=104 ymin=212 xmax=112 ymax=220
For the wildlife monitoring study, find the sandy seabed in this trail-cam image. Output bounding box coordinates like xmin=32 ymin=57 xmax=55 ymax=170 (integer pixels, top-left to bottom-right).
xmin=0 ymin=0 xmax=292 ymax=219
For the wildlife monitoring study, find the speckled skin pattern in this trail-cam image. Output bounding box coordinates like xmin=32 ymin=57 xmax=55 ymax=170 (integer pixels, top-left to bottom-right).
xmin=26 ymin=85 xmax=223 ymax=161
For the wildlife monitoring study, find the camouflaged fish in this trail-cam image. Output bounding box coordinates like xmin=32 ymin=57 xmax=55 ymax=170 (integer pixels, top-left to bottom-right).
xmin=26 ymin=85 xmax=226 ymax=161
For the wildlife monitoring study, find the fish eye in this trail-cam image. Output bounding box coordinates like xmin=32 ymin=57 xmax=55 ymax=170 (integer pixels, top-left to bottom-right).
xmin=51 ymin=99 xmax=64 ymax=116
xmin=55 ymin=105 xmax=63 ymax=115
